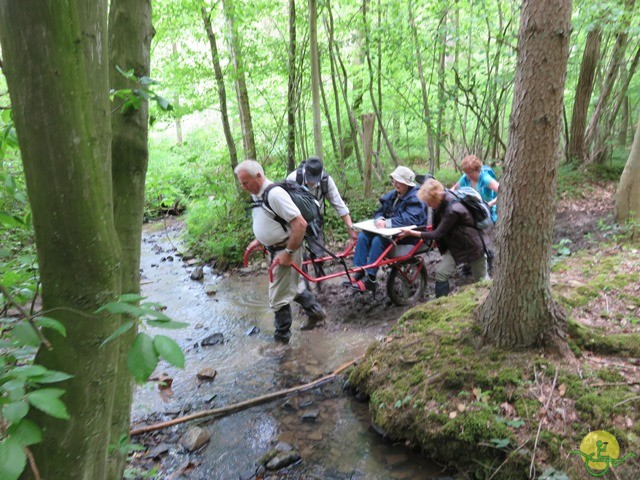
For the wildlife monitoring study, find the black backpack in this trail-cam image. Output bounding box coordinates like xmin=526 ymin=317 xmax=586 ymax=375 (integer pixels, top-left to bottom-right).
xmin=260 ymin=180 xmax=321 ymax=235
xmin=450 ymin=187 xmax=493 ymax=230
xmin=295 ymin=160 xmax=329 ymax=198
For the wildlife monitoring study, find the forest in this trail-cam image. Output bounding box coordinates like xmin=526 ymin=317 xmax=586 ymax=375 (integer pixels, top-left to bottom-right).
xmin=0 ymin=0 xmax=639 ymax=479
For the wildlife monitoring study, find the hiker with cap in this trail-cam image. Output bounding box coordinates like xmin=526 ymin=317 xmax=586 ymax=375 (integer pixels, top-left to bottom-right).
xmin=235 ymin=160 xmax=326 ymax=343
xmin=347 ymin=166 xmax=427 ymax=293
xmin=287 ymin=157 xmax=358 ymax=258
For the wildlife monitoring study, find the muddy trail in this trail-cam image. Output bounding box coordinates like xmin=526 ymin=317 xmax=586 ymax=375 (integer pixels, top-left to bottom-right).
xmin=128 ymin=187 xmax=615 ymax=480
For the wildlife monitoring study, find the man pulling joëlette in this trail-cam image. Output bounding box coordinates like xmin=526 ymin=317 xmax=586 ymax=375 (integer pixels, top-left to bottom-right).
xmin=235 ymin=160 xmax=326 ymax=343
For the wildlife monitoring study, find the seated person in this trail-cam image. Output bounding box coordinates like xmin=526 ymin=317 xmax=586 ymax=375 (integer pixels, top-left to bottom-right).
xmin=398 ymin=178 xmax=487 ymax=298
xmin=348 ymin=166 xmax=427 ymax=292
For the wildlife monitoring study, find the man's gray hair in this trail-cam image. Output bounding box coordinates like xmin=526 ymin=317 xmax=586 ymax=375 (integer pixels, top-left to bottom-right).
xmin=234 ymin=160 xmax=264 ymax=178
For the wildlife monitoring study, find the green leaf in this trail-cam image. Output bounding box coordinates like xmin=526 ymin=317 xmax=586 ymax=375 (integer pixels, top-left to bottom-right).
xmin=34 ymin=316 xmax=66 ymax=337
xmin=490 ymin=438 xmax=510 ymax=449
xmin=27 ymin=388 xmax=69 ymax=419
xmin=10 ymin=365 xmax=48 ymax=378
xmin=115 ymin=65 xmax=136 ymax=80
xmin=139 ymin=76 xmax=158 ymax=87
xmin=155 ymin=95 xmax=173 ymax=111
xmin=32 ymin=370 xmax=74 ymax=384
xmin=507 ymin=419 xmax=525 ymax=428
xmin=96 ymin=301 xmax=145 ymax=317
xmin=127 ymin=333 xmax=158 ymax=383
xmin=153 ymin=335 xmax=185 ymax=368
xmin=0 ymin=212 xmax=23 ymax=228
xmin=2 ymin=379 xmax=25 ymax=401
xmin=119 ymin=294 xmax=146 ymax=303
xmin=11 ymin=322 xmax=41 ymax=347
xmin=3 ymin=401 xmax=29 ymax=423
xmin=138 ymin=307 xmax=171 ymax=321
xmin=0 ymin=437 xmax=27 ymax=480
xmin=146 ymin=319 xmax=188 ymax=329
xmin=8 ymin=419 xmax=41 ymax=445
xmin=100 ymin=320 xmax=135 ymax=347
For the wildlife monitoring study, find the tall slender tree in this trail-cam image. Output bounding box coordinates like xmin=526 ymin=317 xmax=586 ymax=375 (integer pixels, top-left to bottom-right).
xmin=309 ymin=0 xmax=324 ymax=158
xmin=202 ymin=6 xmax=239 ymax=173
xmin=222 ymin=0 xmax=256 ymax=160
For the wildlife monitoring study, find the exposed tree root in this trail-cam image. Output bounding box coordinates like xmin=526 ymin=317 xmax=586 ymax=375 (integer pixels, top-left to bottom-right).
xmin=130 ymin=355 xmax=363 ymax=436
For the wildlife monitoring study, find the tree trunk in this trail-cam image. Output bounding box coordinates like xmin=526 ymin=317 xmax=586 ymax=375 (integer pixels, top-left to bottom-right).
xmin=172 ymin=43 xmax=183 ymax=145
xmin=107 ymin=0 xmax=152 ymax=477
xmin=323 ymin=4 xmax=347 ymax=184
xmin=436 ymin=8 xmax=448 ymax=169
xmin=0 ymin=2 xmax=123 ymax=478
xmin=202 ymin=7 xmax=239 ymax=173
xmin=335 ymin=43 xmax=364 ymax=178
xmin=222 ymin=0 xmax=256 ymax=160
xmin=479 ymin=0 xmax=570 ymax=350
xmin=615 ymin=110 xmax=640 ymax=230
xmin=287 ymin=0 xmax=297 ymax=171
xmin=363 ymin=0 xmax=399 ymax=166
xmin=567 ymin=28 xmax=602 ymax=163
xmin=583 ymin=1 xmax=634 ymax=163
xmin=362 ymin=113 xmax=376 ymax=197
xmin=408 ymin=2 xmax=436 ymax=170
xmin=309 ymin=0 xmax=323 ymax=158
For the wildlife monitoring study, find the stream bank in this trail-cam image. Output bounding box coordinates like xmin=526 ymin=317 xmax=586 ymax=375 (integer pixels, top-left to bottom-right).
xmin=129 ymin=220 xmax=446 ymax=479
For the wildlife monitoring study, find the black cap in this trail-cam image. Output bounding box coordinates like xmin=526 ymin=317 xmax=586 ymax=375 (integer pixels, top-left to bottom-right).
xmin=304 ymin=157 xmax=324 ymax=184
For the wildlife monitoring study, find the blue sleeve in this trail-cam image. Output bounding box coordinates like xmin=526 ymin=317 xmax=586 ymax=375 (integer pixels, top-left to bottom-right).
xmin=478 ymin=172 xmax=497 ymax=203
xmin=389 ymin=193 xmax=427 ymax=228
xmin=458 ymin=174 xmax=469 ymax=187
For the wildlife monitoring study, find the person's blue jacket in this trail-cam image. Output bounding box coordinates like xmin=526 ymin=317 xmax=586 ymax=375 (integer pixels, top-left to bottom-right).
xmin=373 ymin=186 xmax=427 ymax=228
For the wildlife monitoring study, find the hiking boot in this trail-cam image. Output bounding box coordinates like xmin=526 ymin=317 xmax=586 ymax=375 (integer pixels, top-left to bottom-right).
xmin=294 ymin=290 xmax=326 ymax=326
xmin=486 ymin=250 xmax=494 ymax=277
xmin=274 ymin=305 xmax=292 ymax=342
xmin=434 ymin=280 xmax=449 ymax=298
xmin=304 ymin=302 xmax=326 ymax=323
xmin=342 ymin=271 xmax=364 ymax=287
xmin=300 ymin=316 xmax=318 ymax=330
xmin=274 ymin=331 xmax=291 ymax=343
xmin=461 ymin=264 xmax=472 ymax=277
xmin=352 ymin=276 xmax=377 ymax=293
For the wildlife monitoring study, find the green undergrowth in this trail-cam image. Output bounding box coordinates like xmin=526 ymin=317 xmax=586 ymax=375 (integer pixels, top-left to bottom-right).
xmin=348 ymin=278 xmax=640 ymax=479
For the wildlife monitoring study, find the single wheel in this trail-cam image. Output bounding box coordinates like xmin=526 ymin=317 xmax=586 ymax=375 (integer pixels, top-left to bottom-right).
xmin=386 ymin=258 xmax=427 ymax=306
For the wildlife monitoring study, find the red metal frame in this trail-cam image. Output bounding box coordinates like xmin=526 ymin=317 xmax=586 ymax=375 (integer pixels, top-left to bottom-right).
xmin=264 ymin=237 xmax=430 ymax=283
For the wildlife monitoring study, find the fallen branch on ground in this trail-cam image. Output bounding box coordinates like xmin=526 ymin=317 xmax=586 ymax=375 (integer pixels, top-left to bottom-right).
xmin=130 ymin=355 xmax=364 ymax=436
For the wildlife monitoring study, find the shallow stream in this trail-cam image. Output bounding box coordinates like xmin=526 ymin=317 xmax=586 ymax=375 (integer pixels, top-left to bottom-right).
xmin=132 ymin=223 xmax=443 ymax=479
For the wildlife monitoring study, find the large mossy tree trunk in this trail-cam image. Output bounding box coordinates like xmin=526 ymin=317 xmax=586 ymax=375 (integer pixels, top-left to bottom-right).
xmin=107 ymin=0 xmax=152 ymax=476
xmin=0 ymin=2 xmax=124 ymax=478
xmin=479 ymin=0 xmax=571 ymax=350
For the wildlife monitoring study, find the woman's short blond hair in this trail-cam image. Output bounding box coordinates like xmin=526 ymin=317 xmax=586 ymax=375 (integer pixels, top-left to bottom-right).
xmin=418 ymin=178 xmax=444 ymax=205
xmin=460 ymin=154 xmax=482 ymax=174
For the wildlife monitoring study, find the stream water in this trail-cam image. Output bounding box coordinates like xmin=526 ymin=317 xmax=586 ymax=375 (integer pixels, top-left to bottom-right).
xmin=132 ymin=222 xmax=444 ymax=479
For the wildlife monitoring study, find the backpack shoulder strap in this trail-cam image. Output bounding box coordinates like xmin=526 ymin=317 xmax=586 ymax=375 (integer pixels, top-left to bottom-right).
xmin=260 ymin=183 xmax=288 ymax=231
xmin=320 ymin=173 xmax=329 ymax=196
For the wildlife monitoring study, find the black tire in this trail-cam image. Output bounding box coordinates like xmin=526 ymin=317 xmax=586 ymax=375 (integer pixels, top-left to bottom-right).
xmin=386 ymin=258 xmax=427 ymax=306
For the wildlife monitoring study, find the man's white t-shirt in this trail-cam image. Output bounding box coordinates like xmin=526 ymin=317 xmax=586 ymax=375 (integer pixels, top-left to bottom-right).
xmin=251 ymin=180 xmax=301 ymax=247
